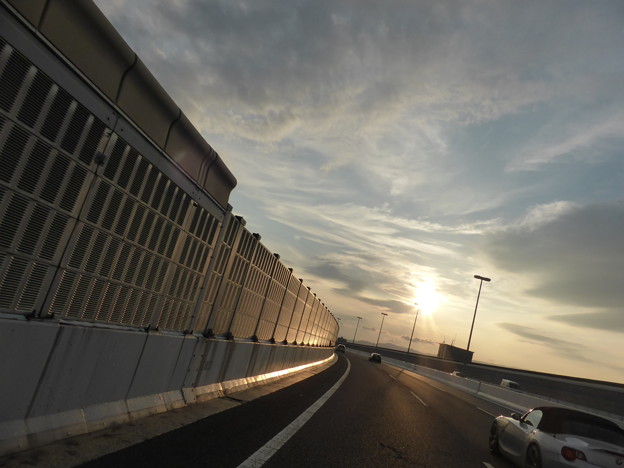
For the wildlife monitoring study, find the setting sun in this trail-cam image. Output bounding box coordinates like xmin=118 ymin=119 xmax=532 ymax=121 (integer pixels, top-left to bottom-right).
xmin=414 ymin=280 xmax=442 ymax=315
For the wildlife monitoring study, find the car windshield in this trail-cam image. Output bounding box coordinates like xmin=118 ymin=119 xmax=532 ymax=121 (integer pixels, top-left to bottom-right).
xmin=540 ymin=411 xmax=624 ymax=446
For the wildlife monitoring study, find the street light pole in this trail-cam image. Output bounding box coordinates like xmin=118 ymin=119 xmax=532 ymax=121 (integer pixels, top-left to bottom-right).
xmin=375 ymin=312 xmax=388 ymax=348
xmin=407 ymin=303 xmax=419 ymax=354
xmin=467 ymin=274 xmax=491 ymax=352
xmin=352 ymin=316 xmax=362 ymax=343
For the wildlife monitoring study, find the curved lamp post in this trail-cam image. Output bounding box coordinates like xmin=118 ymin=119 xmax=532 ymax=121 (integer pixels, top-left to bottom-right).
xmin=352 ymin=316 xmax=362 ymax=343
xmin=375 ymin=312 xmax=388 ymax=348
xmin=407 ymin=303 xmax=419 ymax=354
xmin=467 ymin=275 xmax=491 ymax=351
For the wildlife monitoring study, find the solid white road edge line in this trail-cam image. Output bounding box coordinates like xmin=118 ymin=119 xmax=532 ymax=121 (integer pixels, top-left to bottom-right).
xmin=237 ymin=358 xmax=352 ymax=468
xmin=410 ymin=391 xmax=428 ymax=407
xmin=483 ymin=463 xmax=495 ymax=467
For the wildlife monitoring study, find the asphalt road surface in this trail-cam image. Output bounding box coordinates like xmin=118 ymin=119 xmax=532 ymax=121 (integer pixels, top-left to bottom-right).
xmin=79 ymin=351 xmax=517 ymax=468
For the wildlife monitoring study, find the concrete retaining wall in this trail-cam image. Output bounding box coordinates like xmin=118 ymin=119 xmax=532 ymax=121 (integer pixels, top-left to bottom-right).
xmin=0 ymin=318 xmax=334 ymax=455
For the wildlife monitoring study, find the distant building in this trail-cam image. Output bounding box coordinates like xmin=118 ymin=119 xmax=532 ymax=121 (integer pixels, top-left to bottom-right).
xmin=438 ymin=343 xmax=474 ymax=363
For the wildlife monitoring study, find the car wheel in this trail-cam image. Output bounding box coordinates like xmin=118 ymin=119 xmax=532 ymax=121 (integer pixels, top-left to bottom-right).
xmin=525 ymin=445 xmax=542 ymax=468
xmin=488 ymin=423 xmax=500 ymax=455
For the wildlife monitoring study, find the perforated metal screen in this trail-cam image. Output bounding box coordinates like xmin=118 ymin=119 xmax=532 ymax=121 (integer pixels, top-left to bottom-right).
xmin=0 ymin=34 xmax=219 ymax=331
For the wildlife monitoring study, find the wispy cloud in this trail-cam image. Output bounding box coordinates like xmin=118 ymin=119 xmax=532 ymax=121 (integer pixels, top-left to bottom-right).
xmin=483 ymin=201 xmax=624 ymax=312
xmin=497 ymin=323 xmax=590 ymax=362
xmin=508 ymin=115 xmax=624 ymax=171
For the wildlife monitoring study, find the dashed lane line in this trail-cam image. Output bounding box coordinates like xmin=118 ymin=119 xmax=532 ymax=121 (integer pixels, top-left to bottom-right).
xmin=237 ymin=358 xmax=351 ymax=468
xmin=385 ymin=363 xmax=500 ymax=468
xmin=410 ymin=391 xmax=428 ymax=407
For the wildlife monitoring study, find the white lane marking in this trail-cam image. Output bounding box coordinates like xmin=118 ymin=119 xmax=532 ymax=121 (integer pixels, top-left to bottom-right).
xmin=237 ymin=358 xmax=351 ymax=468
xmin=410 ymin=391 xmax=428 ymax=407
xmin=478 ymin=407 xmax=497 ymax=417
xmin=389 ymin=374 xmax=397 ymax=380
xmin=483 ymin=463 xmax=495 ymax=467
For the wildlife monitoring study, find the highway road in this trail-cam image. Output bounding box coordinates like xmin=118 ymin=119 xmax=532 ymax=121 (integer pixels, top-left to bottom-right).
xmin=80 ymin=351 xmax=519 ymax=467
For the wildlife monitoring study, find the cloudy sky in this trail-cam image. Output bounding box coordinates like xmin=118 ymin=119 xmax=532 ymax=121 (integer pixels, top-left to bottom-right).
xmin=94 ymin=0 xmax=624 ymax=383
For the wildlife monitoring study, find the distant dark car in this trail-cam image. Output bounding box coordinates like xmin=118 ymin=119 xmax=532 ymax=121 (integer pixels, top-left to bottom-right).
xmin=489 ymin=406 xmax=624 ymax=468
xmin=335 ymin=344 xmax=346 ymax=353
xmin=368 ymin=352 xmax=381 ymax=363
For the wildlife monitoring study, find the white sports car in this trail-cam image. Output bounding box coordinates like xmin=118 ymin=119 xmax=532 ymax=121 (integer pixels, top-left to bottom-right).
xmin=489 ymin=406 xmax=624 ymax=467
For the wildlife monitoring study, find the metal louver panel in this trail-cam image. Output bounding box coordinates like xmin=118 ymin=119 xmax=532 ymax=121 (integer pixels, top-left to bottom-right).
xmin=0 ymin=184 xmax=74 ymax=314
xmin=0 ymin=35 xmax=107 ymax=316
xmin=256 ymin=261 xmax=290 ymax=341
xmin=48 ymin=127 xmax=220 ymax=330
xmin=230 ymin=243 xmax=274 ymax=339
xmin=274 ymin=275 xmax=298 ymax=343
